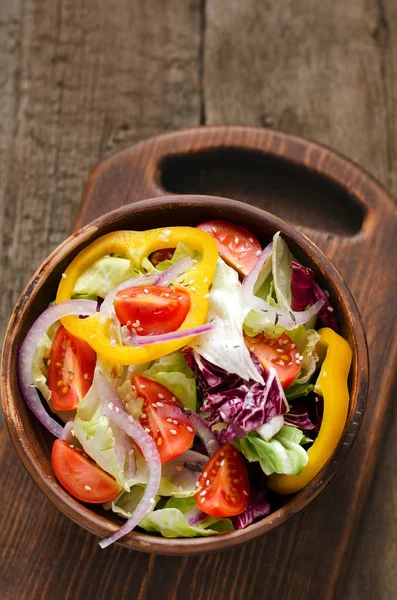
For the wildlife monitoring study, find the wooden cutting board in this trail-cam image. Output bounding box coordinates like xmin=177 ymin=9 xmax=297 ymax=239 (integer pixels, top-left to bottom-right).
xmin=2 ymin=126 xmax=397 ymax=600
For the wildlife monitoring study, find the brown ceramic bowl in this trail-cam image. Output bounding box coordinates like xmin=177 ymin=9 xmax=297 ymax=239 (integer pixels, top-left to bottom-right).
xmin=1 ymin=195 xmax=368 ymax=555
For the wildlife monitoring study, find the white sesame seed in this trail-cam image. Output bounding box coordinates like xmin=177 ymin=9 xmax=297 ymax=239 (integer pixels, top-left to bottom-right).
xmin=137 ymin=327 xmax=144 ymax=332
xmin=295 ymin=352 xmax=300 ymax=358
xmin=135 ymin=319 xmax=140 ymax=326
xmin=89 ymin=334 xmax=96 ymax=339
xmin=144 ymin=288 xmax=149 ymax=294
xmin=243 ymin=490 xmax=248 ymax=496
xmin=170 ymin=429 xmax=177 ymax=435
xmin=249 ymin=237 xmax=254 ymax=243
xmin=189 ymin=279 xmax=194 ymax=284
xmin=200 ymin=490 xmax=207 ymax=496
xmin=190 ymin=287 xmax=196 ymax=291
xmin=47 ymin=359 xmax=51 ymax=365
xmin=220 ymin=460 xmax=225 ymax=467
xmin=203 ymin=471 xmax=208 ymax=478
xmin=84 ymin=373 xmax=89 ymax=380
xmin=110 ymin=339 xmax=116 ymax=347
xmin=166 ymin=418 xmax=173 ymax=423
xmin=256 ymin=250 xmax=261 ymax=256
xmin=140 ymin=385 xmax=145 ymax=389
xmin=206 ymin=479 xmax=210 ymax=486
xmin=299 ymin=355 xmax=304 ymax=361
xmin=149 ymin=497 xmax=155 ymax=504
xmin=141 ymin=413 xmax=146 ymax=419
xmin=158 ymin=393 xmax=164 ymax=399
xmin=204 ymin=293 xmax=210 ymax=298
xmin=108 ymin=403 xmax=114 ymax=411
xmin=203 ymin=277 xmax=208 ymax=283
xmin=61 ymin=273 xmax=67 ymax=279
xmin=126 ymin=321 xmax=131 ymax=326
xmin=145 ymin=427 xmax=151 ymax=432
xmin=69 ymin=444 xmax=74 ymax=448
xmin=165 ymin=293 xmax=170 ymax=297
xmin=220 ymin=451 xmax=225 ymax=456
xmin=234 ymin=236 xmax=239 ymax=244
xmin=84 ymin=485 xmax=91 ymax=491
xmin=115 ymin=407 xmax=120 ymax=413
xmin=200 ymin=497 xmax=205 ymax=503
xmin=195 ymin=482 xmax=200 ymax=488
xmin=276 ymin=348 xmax=283 ymax=353
xmin=172 ymin=420 xmax=178 ymax=425
xmin=291 ymin=343 xmax=295 ymax=348
xmin=187 ymin=426 xmax=193 ymax=433
xmin=128 ymin=415 xmax=134 ymax=422
xmin=327 ymin=306 xmax=334 ymax=312
xmin=172 ymin=396 xmax=176 ymax=402
xmin=157 ymin=401 xmax=164 ymax=407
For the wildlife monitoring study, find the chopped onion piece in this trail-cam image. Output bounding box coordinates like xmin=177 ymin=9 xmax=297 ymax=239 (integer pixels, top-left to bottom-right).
xmin=185 ymin=506 xmax=208 ymax=527
xmin=156 ymin=257 xmax=194 ymax=286
xmin=96 ymin=374 xmax=161 ymax=549
xmin=18 ymin=300 xmax=97 ymax=438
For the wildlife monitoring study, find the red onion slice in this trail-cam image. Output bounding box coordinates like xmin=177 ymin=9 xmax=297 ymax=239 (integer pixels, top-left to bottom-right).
xmin=18 ymin=300 xmax=97 ymax=439
xmin=156 ymin=256 xmax=194 ymax=286
xmin=185 ymin=506 xmax=208 ymax=527
xmin=242 ymin=242 xmax=324 ymax=329
xmin=123 ymin=323 xmax=214 ymax=346
xmin=96 ymin=374 xmax=161 ymax=549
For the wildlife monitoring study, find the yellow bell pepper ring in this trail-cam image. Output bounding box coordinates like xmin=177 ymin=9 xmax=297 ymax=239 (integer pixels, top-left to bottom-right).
xmin=56 ymin=227 xmax=218 ymax=364
xmin=268 ymin=327 xmax=352 ymax=495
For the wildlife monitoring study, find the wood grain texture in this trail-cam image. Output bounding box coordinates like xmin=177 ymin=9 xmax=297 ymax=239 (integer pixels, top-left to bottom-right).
xmin=1 ymin=0 xmax=397 ymax=598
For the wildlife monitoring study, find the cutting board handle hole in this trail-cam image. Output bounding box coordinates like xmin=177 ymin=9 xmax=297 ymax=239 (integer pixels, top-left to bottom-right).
xmin=159 ymin=149 xmax=365 ymax=236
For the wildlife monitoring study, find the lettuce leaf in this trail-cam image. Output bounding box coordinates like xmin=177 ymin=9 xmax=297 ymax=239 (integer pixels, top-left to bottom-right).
xmin=272 ymin=231 xmax=294 ymax=310
xmin=233 ymin=425 xmax=310 ymax=476
xmin=73 ymin=256 xmax=136 ymax=298
xmin=143 ymin=351 xmax=197 ymax=411
xmin=191 ymin=258 xmax=264 ymax=384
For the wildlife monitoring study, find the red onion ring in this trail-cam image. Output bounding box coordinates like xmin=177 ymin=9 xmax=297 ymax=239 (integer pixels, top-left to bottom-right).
xmin=185 ymin=506 xmax=208 ymax=527
xmin=96 ymin=374 xmax=161 ymax=549
xmin=242 ymin=243 xmax=324 ymax=329
xmin=123 ymin=323 xmax=214 ymax=346
xmin=18 ymin=300 xmax=97 ymax=438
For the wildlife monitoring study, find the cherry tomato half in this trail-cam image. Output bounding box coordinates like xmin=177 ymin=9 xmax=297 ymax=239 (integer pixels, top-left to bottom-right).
xmin=133 ymin=376 xmax=195 ymax=463
xmin=114 ymin=285 xmax=190 ymax=336
xmin=48 ymin=325 xmax=96 ymax=411
xmin=51 ymin=440 xmax=122 ymax=503
xmin=195 ymin=443 xmax=250 ymax=517
xmin=245 ymin=332 xmax=301 ymax=389
xmin=196 ymin=220 xmax=262 ymax=276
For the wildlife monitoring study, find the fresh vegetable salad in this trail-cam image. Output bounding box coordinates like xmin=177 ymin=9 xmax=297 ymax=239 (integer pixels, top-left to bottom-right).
xmin=19 ymin=221 xmax=352 ymax=548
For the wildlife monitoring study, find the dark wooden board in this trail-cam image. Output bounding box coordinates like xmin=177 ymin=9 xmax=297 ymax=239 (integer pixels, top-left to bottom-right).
xmin=1 ymin=126 xmax=397 ymax=599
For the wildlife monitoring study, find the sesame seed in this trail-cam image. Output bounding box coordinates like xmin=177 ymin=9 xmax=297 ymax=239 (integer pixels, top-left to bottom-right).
xmin=256 ymin=249 xmax=261 ymax=256
xmin=233 ymin=478 xmax=240 ymax=484
xmin=69 ymin=444 xmax=74 ymax=448
xmin=149 ymin=497 xmax=155 ymax=504
xmin=196 ymin=482 xmax=200 ymax=488
xmin=327 ymin=306 xmax=334 ymax=312
xmin=203 ymin=277 xmax=208 ymax=283
xmin=220 ymin=460 xmax=225 ymax=467
xmin=206 ymin=479 xmax=210 ymax=486
xmin=166 ymin=418 xmax=173 ymax=423
xmin=157 ymin=401 xmax=164 ymax=407
xmin=189 ymin=279 xmax=194 ymax=284
xmin=187 ymin=426 xmax=193 ymax=433
xmin=115 ymin=407 xmax=120 ymax=413
xmin=299 ymin=355 xmax=304 ymax=361
xmin=61 ymin=273 xmax=67 ymax=279
xmin=135 ymin=319 xmax=140 ymax=326
xmin=203 ymin=471 xmax=208 ymax=478
xmin=200 ymin=490 xmax=207 ymax=496
xmin=172 ymin=396 xmax=176 ymax=401
xmin=141 ymin=413 xmax=146 ymax=419
xmin=276 ymin=348 xmax=283 ymax=353
xmin=220 ymin=451 xmax=225 ymax=456
xmin=172 ymin=420 xmax=178 ymax=425
xmin=126 ymin=321 xmax=131 ymax=326
xmin=137 ymin=327 xmax=144 ymax=332
xmin=84 ymin=373 xmax=89 ymax=379
xmin=110 ymin=339 xmax=116 ymax=347
xmin=158 ymin=393 xmax=164 ymax=399
xmin=140 ymin=385 xmax=145 ymax=389
xmin=243 ymin=490 xmax=248 ymax=496
xmin=165 ymin=293 xmax=170 ymax=297
xmin=84 ymin=485 xmax=91 ymax=491
xmin=145 ymin=427 xmax=151 ymax=432
xmin=295 ymin=352 xmax=300 ymax=358
xmin=157 ymin=437 xmax=163 ymax=445
xmin=291 ymin=343 xmax=295 ymax=348
xmin=47 ymin=360 xmax=51 ymax=365
xmin=234 ymin=236 xmax=239 ymax=244
xmin=89 ymin=334 xmax=96 ymax=339
xmin=200 ymin=497 xmax=205 ymax=503
xmin=144 ymin=288 xmax=149 ymax=294
xmin=190 ymin=287 xmax=196 ymax=291
xmin=204 ymin=293 xmax=210 ymax=298
xmin=249 ymin=237 xmax=254 ymax=243
xmin=108 ymin=403 xmax=114 ymax=411
xmin=128 ymin=415 xmax=134 ymax=422
xmin=170 ymin=429 xmax=177 ymax=435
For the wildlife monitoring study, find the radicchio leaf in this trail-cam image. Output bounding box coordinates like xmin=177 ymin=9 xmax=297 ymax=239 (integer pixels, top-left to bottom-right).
xmin=290 ymin=261 xmax=338 ymax=330
xmin=184 ymin=349 xmax=288 ymax=442
xmin=233 ymin=463 xmax=270 ymax=529
xmin=284 ymin=394 xmax=324 ymax=433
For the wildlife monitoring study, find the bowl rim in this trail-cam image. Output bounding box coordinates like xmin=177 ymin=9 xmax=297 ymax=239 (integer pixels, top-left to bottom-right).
xmin=1 ymin=194 xmax=368 ymax=555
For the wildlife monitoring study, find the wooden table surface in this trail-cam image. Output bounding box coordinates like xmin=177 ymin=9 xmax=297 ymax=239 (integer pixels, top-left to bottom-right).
xmin=1 ymin=1 xmax=396 ymax=598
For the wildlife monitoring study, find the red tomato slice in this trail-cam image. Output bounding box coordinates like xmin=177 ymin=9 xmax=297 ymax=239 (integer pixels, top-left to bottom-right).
xmin=196 ymin=220 xmax=262 ymax=276
xmin=245 ymin=332 xmax=301 ymax=389
xmin=195 ymin=443 xmax=250 ymax=517
xmin=133 ymin=376 xmax=195 ymax=463
xmin=51 ymin=439 xmax=122 ymax=503
xmin=114 ymin=285 xmax=190 ymax=336
xmin=48 ymin=325 xmax=96 ymax=411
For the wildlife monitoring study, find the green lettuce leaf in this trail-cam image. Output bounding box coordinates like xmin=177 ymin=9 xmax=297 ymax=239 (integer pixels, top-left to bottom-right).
xmin=31 ymin=323 xmax=60 ymax=403
xmin=272 ymin=231 xmax=294 ymax=310
xmin=233 ymin=425 xmax=310 ymax=476
xmin=285 ymin=382 xmax=315 ymax=400
xmin=73 ymin=384 xmax=134 ymax=491
xmin=73 ymin=256 xmax=136 ymax=298
xmin=143 ymin=351 xmax=197 ymax=411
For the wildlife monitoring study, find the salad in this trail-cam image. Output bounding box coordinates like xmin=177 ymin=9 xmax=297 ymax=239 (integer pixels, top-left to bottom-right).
xmin=19 ymin=220 xmax=352 ymax=548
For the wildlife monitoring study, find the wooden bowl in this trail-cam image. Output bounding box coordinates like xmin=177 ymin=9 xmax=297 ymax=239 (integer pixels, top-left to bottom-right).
xmin=1 ymin=195 xmax=368 ymax=555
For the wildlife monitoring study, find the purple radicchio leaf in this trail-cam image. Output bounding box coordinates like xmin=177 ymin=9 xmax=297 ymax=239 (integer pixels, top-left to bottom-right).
xmin=289 ymin=261 xmax=338 ymax=330
xmin=284 ymin=394 xmax=324 ymax=433
xmin=184 ymin=349 xmax=288 ymax=442
xmin=233 ymin=463 xmax=270 ymax=529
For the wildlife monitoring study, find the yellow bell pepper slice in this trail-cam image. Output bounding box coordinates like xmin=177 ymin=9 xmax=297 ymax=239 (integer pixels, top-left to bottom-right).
xmin=56 ymin=227 xmax=218 ymax=364
xmin=268 ymin=328 xmax=352 ymax=495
